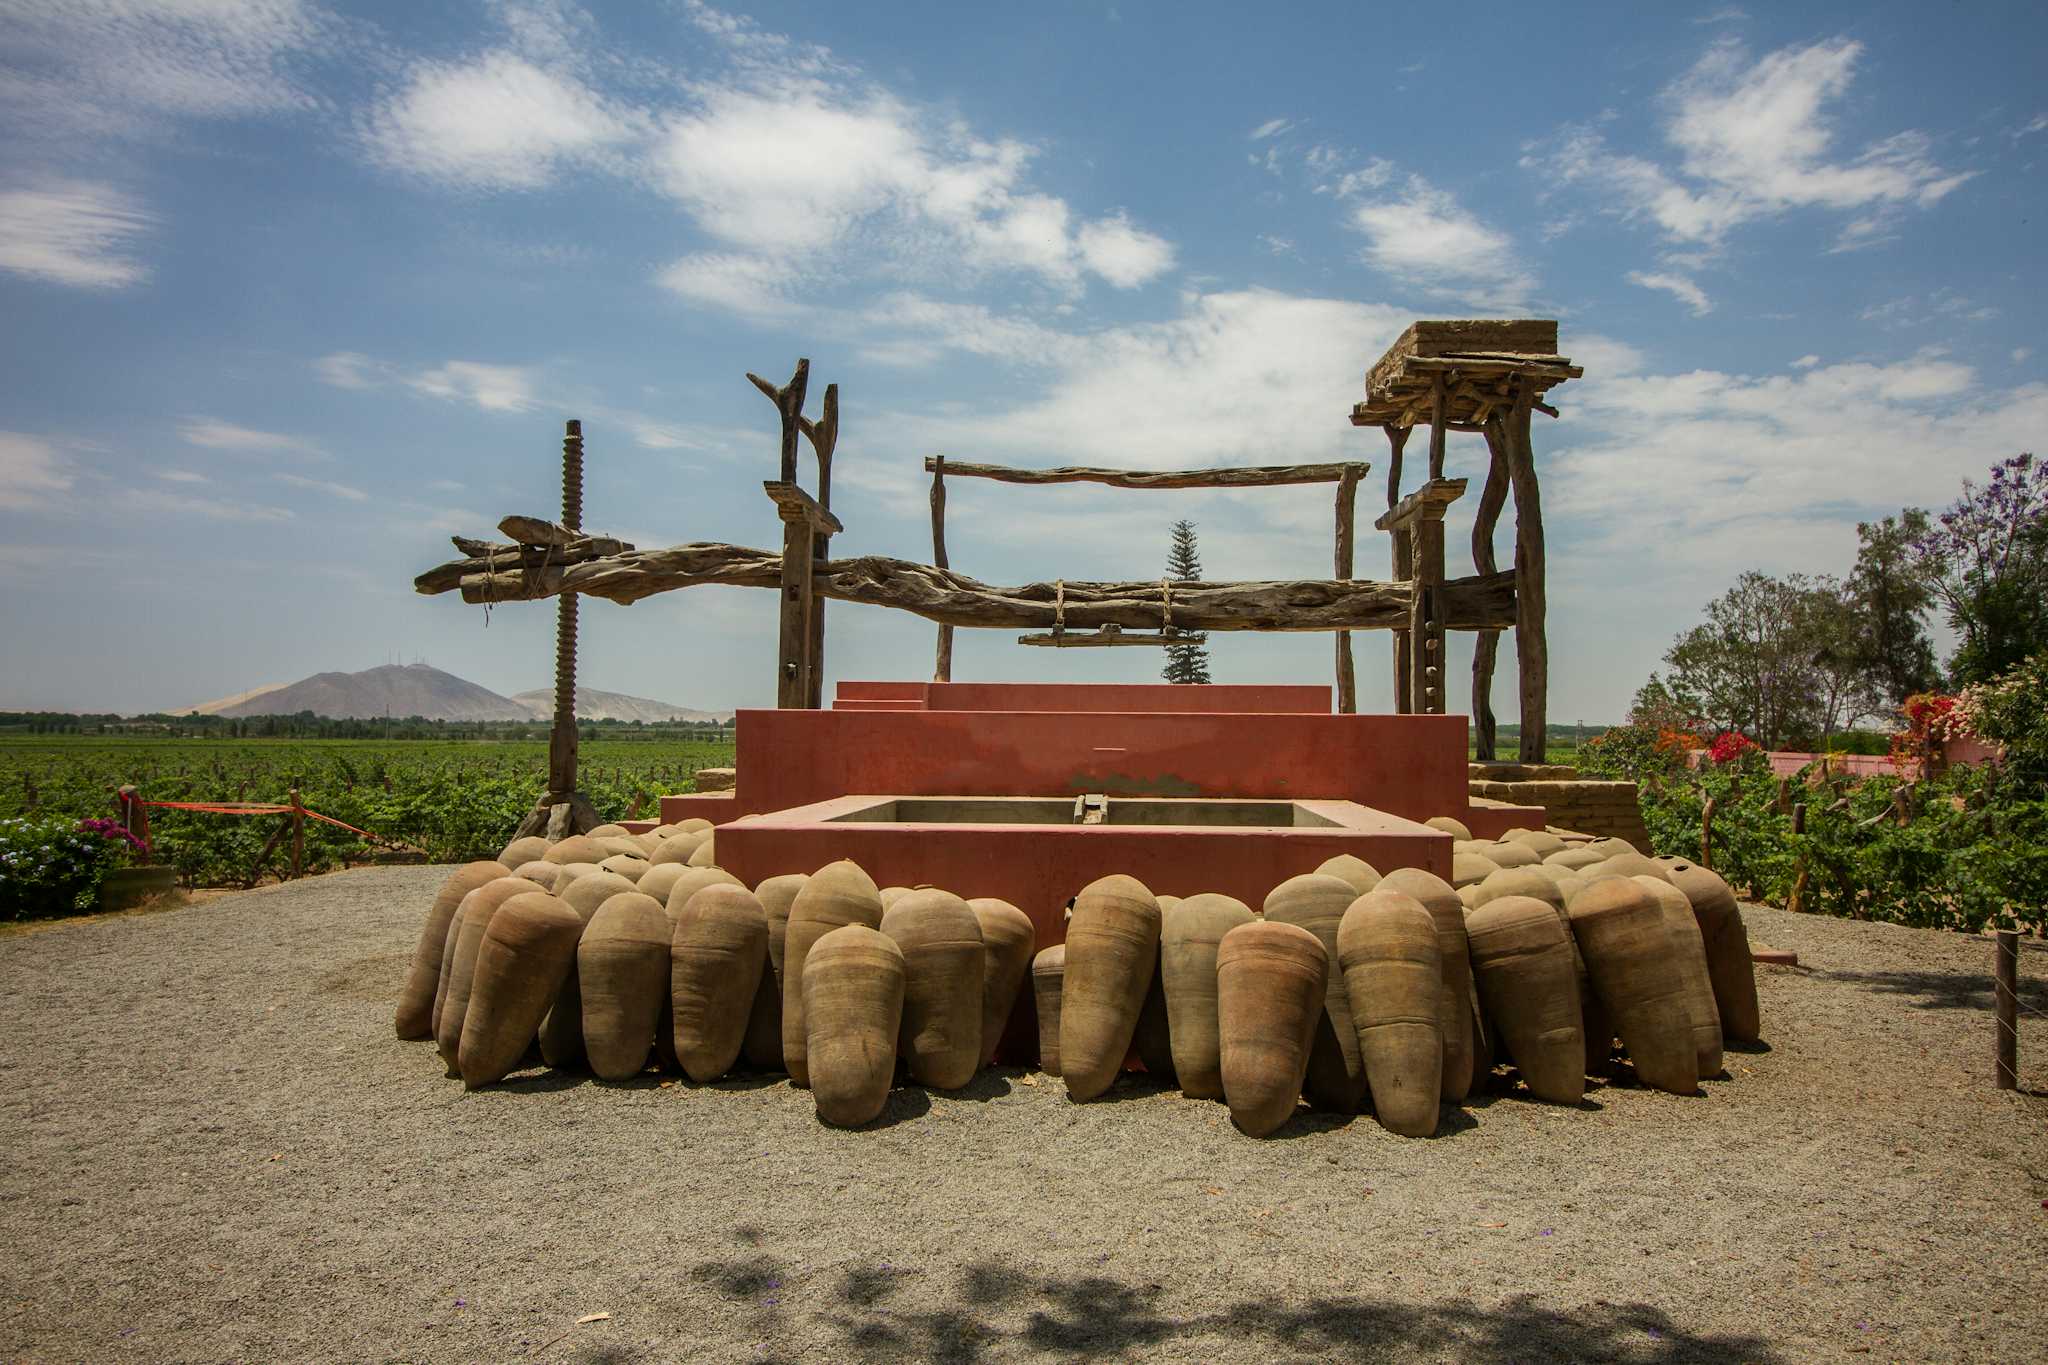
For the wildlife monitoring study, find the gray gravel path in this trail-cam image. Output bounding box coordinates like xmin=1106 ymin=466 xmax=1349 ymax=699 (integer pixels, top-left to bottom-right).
xmin=2 ymin=867 xmax=2044 ymax=1363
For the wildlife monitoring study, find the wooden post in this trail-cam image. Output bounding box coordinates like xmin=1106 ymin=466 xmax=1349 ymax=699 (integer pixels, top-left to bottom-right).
xmin=1500 ymin=385 xmax=1548 ymax=761
xmin=931 ymin=454 xmax=954 ymax=682
xmin=1390 ymin=525 xmax=1413 ymax=713
xmin=800 ymin=383 xmax=838 ymax=710
xmin=1409 ymin=513 xmax=1447 ymax=714
xmin=1788 ymin=802 xmax=1809 ymax=914
xmin=748 ymin=362 xmax=814 ymax=708
xmin=288 ymin=788 xmax=304 ymax=880
xmin=1383 ymin=424 xmax=1409 ymax=510
xmin=764 ymin=482 xmax=842 ymax=711
xmin=776 ymin=509 xmax=814 ymax=709
xmin=1426 ymin=373 xmax=1447 ymax=482
xmin=1334 ymin=463 xmax=1361 ymax=714
xmin=117 ymin=785 xmax=150 ymax=851
xmin=1994 ymin=928 xmax=2018 ymax=1090
xmin=1469 ymin=420 xmax=1510 ymax=760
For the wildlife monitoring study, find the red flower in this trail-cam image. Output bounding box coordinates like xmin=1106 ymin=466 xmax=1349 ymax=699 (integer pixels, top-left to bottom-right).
xmin=1708 ymin=732 xmax=1758 ymax=764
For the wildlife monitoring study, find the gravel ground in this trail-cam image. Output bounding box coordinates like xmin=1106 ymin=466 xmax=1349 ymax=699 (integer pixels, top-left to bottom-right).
xmin=2 ymin=866 xmax=2044 ymax=1364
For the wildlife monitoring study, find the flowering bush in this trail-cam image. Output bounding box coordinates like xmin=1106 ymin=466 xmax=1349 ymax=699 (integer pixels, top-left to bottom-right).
xmin=1707 ymin=731 xmax=1759 ymax=764
xmin=1950 ymin=652 xmax=2048 ymax=791
xmin=0 ymin=816 xmax=134 ymax=921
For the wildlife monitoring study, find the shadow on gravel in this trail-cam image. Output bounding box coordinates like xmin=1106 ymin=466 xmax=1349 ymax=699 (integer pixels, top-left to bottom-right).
xmin=670 ymin=1254 xmax=1781 ymax=1364
xmin=1818 ymin=967 xmax=2048 ymax=1014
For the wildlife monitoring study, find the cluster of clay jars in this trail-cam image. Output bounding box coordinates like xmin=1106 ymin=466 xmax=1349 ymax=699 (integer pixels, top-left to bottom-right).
xmin=395 ymin=820 xmax=1760 ymax=1137
xmin=394 ymin=829 xmax=1035 ymax=1129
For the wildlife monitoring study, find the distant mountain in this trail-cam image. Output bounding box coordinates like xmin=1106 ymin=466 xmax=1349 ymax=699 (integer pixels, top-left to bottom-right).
xmin=509 ymin=687 xmax=731 ymax=724
xmin=172 ymin=664 xmax=730 ymax=723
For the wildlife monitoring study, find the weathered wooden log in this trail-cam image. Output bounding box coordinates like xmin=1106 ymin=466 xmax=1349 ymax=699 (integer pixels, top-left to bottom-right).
xmin=743 ymin=873 xmax=808 ymax=1070
xmin=919 ymin=458 xmax=1367 ymax=489
xmin=397 ymin=862 xmax=508 ymax=1039
xmin=881 ymin=890 xmax=984 ymax=1090
xmin=1216 ymin=920 xmax=1328 ymax=1137
xmin=1061 ymin=874 xmax=1162 ymax=1102
xmin=782 ymin=861 xmax=884 ymax=1089
xmin=576 ymin=891 xmax=670 ymax=1081
xmin=1664 ymin=861 xmax=1760 ymax=1043
xmin=1031 ymin=944 xmax=1066 ymax=1075
xmin=1566 ymin=879 xmax=1698 ymax=1095
xmin=670 ymin=883 xmax=769 ymax=1083
xmin=803 ymin=924 xmax=903 ymax=1128
xmin=458 ymin=891 xmax=582 ymax=1089
xmin=1262 ymin=874 xmax=1368 ymax=1113
xmin=1337 ymin=890 xmax=1444 ymax=1137
xmin=1161 ymin=893 xmax=1257 ymax=1100
xmin=1634 ymin=877 xmax=1724 ymax=1080
xmin=1463 ymin=895 xmax=1586 ymax=1104
xmin=422 ymin=541 xmax=1519 ymax=634
xmin=970 ymin=898 xmax=1035 ymax=1067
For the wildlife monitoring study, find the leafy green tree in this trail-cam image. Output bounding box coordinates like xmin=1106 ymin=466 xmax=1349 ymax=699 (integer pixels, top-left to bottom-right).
xmin=1846 ymin=509 xmax=1941 ymax=706
xmin=1911 ymin=453 xmax=2048 ymax=683
xmin=1162 ymin=519 xmax=1212 ymax=686
xmin=1664 ymin=572 xmax=1836 ymax=749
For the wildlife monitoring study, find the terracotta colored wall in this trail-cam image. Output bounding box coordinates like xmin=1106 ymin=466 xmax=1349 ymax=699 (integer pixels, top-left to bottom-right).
xmin=725 ymin=708 xmax=1469 ymax=821
xmin=833 ymin=681 xmax=1333 ymax=714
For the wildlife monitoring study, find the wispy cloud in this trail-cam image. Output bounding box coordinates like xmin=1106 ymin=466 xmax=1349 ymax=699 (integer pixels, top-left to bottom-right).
xmin=313 ymin=352 xmax=381 ymax=390
xmin=0 ymin=180 xmax=152 ymax=289
xmin=1626 ymin=270 xmax=1713 ymax=315
xmin=1526 ymin=38 xmax=1971 ymax=252
xmin=1344 ymin=176 xmax=1535 ymax=308
xmin=274 ymin=471 xmax=369 ymax=502
xmin=181 ymin=417 xmax=324 ymax=458
xmin=0 ymin=433 xmax=74 ymax=510
xmin=1248 ymin=117 xmax=1294 ymax=140
xmin=407 ymin=361 xmax=537 ymax=413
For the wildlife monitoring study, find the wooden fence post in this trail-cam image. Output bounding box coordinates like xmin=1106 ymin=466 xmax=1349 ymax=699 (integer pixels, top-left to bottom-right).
xmin=289 ymin=789 xmax=304 ymax=880
xmin=1787 ymin=802 xmax=1808 ymax=915
xmin=1994 ymin=928 xmax=2018 ymax=1090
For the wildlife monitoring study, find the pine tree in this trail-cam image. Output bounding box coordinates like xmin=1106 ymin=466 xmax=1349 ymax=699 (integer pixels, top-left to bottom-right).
xmin=1162 ymin=519 xmax=1213 ymax=685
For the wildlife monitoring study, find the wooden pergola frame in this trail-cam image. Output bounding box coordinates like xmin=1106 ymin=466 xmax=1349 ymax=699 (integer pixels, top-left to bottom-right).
xmin=922 ymin=456 xmax=1373 ymax=711
xmin=412 ymin=320 xmax=1577 ymax=756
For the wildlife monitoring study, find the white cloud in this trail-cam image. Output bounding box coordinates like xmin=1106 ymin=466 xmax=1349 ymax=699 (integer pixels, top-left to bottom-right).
xmin=0 ymin=433 xmax=73 ymax=510
xmin=0 ymin=0 xmax=325 ymax=144
xmin=156 ymin=469 xmax=209 ymax=484
xmin=2016 ymin=348 xmax=2035 ymax=364
xmin=0 ymin=181 xmax=152 ymax=289
xmin=655 ymin=252 xmax=803 ymax=320
xmin=1344 ymin=176 xmax=1534 ymax=307
xmin=1527 ymin=38 xmax=1970 ymax=249
xmin=313 ymin=352 xmax=381 ymax=390
xmin=181 ymin=417 xmax=323 ymax=457
xmin=1626 ymin=270 xmax=1713 ymax=315
xmin=364 ymin=50 xmax=639 ymax=190
xmin=124 ymin=489 xmax=294 ymax=522
xmin=1791 ymin=354 xmax=1820 ymax=368
xmin=275 ymin=471 xmax=368 ymax=502
xmin=1076 ymin=213 xmax=1177 ymax=289
xmin=407 ymin=361 xmax=537 ymax=413
xmin=1248 ymin=118 xmax=1294 ymax=140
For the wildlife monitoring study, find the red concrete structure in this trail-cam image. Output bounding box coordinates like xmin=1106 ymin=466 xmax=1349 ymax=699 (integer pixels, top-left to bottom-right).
xmin=637 ymin=680 xmax=1549 ymax=1063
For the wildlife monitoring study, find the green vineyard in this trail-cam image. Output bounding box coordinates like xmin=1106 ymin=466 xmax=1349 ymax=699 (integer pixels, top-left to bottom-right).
xmin=0 ymin=735 xmax=736 ymax=887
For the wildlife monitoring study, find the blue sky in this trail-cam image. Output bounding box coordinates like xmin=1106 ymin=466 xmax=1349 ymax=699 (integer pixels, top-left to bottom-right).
xmin=1 ymin=0 xmax=2042 ymax=719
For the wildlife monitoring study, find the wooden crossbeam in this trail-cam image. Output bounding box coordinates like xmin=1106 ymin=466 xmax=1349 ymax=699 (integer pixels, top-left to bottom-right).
xmin=917 ymin=459 xmax=1368 ymax=489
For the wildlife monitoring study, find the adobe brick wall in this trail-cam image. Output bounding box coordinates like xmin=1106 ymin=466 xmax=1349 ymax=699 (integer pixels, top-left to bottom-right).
xmin=1468 ymin=764 xmax=1653 ymax=852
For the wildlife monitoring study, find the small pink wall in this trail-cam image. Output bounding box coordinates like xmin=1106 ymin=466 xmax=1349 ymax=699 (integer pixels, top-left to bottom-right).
xmin=711 ymin=707 xmax=1470 ymax=823
xmin=835 ymin=681 xmax=1332 ymax=714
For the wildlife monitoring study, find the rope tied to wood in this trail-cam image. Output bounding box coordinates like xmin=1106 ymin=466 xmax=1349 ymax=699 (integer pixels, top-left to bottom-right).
xmin=1161 ymin=579 xmax=1172 ymax=634
xmin=1053 ymin=579 xmax=1064 ymax=635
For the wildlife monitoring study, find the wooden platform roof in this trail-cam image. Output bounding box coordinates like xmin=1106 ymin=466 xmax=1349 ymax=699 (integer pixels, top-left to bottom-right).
xmin=1350 ymin=319 xmax=1579 ymax=429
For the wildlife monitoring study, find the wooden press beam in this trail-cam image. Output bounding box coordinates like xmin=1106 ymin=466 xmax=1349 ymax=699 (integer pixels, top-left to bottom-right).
xmin=917 ymin=459 xmax=1366 ymax=489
